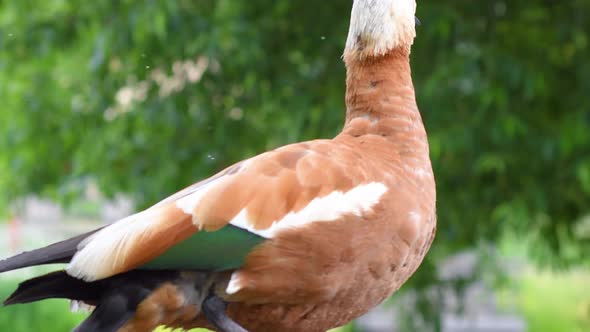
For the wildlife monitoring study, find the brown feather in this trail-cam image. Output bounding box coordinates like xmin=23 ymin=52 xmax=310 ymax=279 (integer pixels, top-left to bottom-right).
xmin=176 ymin=47 xmax=436 ymax=332
xmin=116 ymin=204 xmax=197 ymax=273
xmin=67 ymin=203 xmax=196 ymax=280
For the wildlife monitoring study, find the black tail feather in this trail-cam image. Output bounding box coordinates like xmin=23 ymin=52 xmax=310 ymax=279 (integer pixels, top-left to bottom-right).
xmin=3 ymin=269 xmax=181 ymax=332
xmin=0 ymin=228 xmax=102 ymax=273
xmin=72 ymin=288 xmax=150 ymax=332
xmin=3 ymin=271 xmax=100 ymax=305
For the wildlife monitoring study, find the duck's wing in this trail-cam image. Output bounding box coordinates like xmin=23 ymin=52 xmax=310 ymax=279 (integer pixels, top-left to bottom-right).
xmin=3 ymin=139 xmax=386 ymax=282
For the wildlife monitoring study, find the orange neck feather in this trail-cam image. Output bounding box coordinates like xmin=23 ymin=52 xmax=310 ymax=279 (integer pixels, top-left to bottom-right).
xmin=343 ymin=47 xmax=420 ymax=131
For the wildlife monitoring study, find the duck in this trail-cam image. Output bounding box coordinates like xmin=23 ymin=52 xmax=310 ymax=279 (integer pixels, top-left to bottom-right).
xmin=0 ymin=1 xmax=436 ymax=331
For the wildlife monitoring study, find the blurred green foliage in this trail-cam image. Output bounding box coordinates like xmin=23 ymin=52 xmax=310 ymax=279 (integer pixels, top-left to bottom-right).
xmin=1 ymin=0 xmax=590 ymax=330
xmin=515 ymin=269 xmax=590 ymax=332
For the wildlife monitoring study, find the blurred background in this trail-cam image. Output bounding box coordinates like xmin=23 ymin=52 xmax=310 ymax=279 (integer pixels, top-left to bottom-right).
xmin=1 ymin=1 xmax=589 ymax=331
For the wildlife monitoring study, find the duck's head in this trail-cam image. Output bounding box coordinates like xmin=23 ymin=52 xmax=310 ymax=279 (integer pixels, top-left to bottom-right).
xmin=344 ymin=0 xmax=417 ymax=60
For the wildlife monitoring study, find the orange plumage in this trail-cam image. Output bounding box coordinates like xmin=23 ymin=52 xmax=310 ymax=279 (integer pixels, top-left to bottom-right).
xmin=0 ymin=1 xmax=435 ymax=331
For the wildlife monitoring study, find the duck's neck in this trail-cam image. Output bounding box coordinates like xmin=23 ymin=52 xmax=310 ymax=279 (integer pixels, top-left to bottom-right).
xmin=341 ymin=47 xmax=430 ymax=176
xmin=345 ymin=46 xmax=416 ymax=118
xmin=343 ymin=48 xmax=423 ymax=138
xmin=341 ymin=0 xmax=422 ymax=140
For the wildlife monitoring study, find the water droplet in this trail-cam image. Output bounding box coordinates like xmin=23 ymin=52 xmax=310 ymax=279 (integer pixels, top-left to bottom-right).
xmin=320 ymin=36 xmax=326 ymax=40
xmin=145 ymin=65 xmax=150 ymax=69
xmin=207 ymin=154 xmax=216 ymax=161
xmin=7 ymin=33 xmax=13 ymax=37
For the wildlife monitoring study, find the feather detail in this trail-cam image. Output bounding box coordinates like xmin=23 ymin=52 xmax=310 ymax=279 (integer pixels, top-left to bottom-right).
xmin=175 ymin=175 xmax=228 ymax=228
xmin=70 ymin=300 xmax=95 ymax=313
xmin=67 ymin=203 xmax=195 ymax=281
xmin=192 ymin=141 xmax=384 ymax=234
xmin=0 ymin=229 xmax=100 ymax=273
xmin=158 ymin=161 xmax=247 ymax=210
xmin=228 ymin=182 xmax=388 ymax=238
xmin=225 ymin=272 xmax=243 ymax=295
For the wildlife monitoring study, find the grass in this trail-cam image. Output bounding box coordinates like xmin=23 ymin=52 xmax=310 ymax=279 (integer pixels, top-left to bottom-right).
xmin=517 ymin=268 xmax=590 ymax=332
xmin=497 ymin=233 xmax=590 ymax=332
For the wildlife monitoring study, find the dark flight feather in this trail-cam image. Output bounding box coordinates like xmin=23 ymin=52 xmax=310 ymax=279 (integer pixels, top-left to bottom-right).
xmin=3 ymin=269 xmax=181 ymax=332
xmin=0 ymin=228 xmax=102 ymax=273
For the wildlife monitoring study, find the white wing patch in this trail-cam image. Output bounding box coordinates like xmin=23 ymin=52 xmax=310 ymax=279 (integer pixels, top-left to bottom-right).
xmin=226 ymin=272 xmax=243 ymax=295
xmin=229 ymin=182 xmax=388 ymax=238
xmin=225 ymin=182 xmax=387 ymax=295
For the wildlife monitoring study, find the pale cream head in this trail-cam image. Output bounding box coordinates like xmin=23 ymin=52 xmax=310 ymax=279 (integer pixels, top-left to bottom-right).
xmin=344 ymin=0 xmax=417 ymax=59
